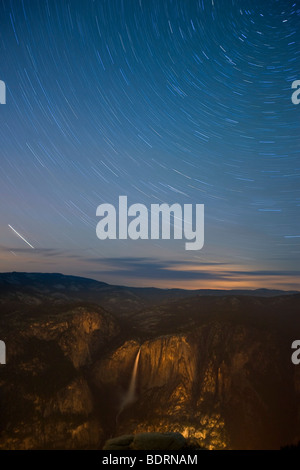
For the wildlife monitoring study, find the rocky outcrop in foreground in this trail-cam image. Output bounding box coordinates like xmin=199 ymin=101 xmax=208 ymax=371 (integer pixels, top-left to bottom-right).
xmin=103 ymin=432 xmax=191 ymax=450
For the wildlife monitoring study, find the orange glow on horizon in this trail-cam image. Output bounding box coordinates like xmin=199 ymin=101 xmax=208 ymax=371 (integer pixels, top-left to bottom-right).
xmin=0 ymin=251 xmax=298 ymax=291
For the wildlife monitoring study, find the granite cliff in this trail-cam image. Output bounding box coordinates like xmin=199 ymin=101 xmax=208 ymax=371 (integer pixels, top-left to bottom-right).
xmin=0 ymin=273 xmax=299 ymax=449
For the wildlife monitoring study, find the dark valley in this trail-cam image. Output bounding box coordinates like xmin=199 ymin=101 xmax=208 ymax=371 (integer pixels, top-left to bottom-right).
xmin=0 ymin=272 xmax=299 ymax=450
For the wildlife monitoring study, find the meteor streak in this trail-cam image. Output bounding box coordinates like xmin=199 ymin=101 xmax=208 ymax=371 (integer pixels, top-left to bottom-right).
xmin=8 ymin=225 xmax=34 ymax=249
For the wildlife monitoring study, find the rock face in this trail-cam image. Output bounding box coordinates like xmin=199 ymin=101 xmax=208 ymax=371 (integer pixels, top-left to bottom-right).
xmin=0 ymin=304 xmax=118 ymax=449
xmin=0 ymin=273 xmax=299 ymax=450
xmin=93 ymin=305 xmax=300 ymax=450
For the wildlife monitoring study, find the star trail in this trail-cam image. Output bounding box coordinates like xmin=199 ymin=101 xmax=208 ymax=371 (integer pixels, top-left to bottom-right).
xmin=0 ymin=0 xmax=299 ymax=289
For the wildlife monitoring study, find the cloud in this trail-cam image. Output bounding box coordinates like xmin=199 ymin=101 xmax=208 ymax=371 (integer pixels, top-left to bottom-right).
xmin=83 ymin=257 xmax=300 ymax=283
xmin=1 ymin=244 xmax=298 ymax=288
xmin=0 ymin=245 xmax=61 ymax=256
xmin=230 ymin=270 xmax=300 ymax=277
xmin=84 ymin=256 xmax=228 ymax=268
xmin=84 ymin=257 xmax=233 ymax=281
xmin=0 ymin=245 xmax=82 ymax=259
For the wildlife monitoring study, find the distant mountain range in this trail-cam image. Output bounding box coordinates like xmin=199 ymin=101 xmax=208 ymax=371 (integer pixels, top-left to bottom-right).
xmin=0 ymin=272 xmax=298 ymax=316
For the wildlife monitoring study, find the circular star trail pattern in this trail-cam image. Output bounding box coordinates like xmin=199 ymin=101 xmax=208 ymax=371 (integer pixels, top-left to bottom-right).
xmin=0 ymin=0 xmax=299 ymax=289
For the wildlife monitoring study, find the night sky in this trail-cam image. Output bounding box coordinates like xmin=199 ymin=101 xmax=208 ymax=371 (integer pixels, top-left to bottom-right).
xmin=0 ymin=0 xmax=299 ymax=289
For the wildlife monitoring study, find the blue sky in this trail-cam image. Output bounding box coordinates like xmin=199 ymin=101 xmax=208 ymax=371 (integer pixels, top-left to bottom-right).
xmin=0 ymin=0 xmax=299 ymax=289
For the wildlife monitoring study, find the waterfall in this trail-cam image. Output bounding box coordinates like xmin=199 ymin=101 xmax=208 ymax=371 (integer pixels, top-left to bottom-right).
xmin=127 ymin=348 xmax=141 ymax=402
xmin=117 ymin=348 xmax=141 ymax=418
